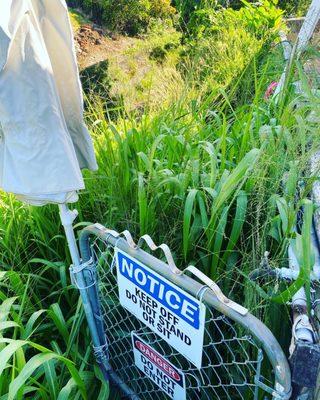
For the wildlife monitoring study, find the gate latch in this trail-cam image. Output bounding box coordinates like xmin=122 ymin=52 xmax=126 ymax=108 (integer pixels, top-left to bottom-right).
xmin=290 ymin=341 xmax=320 ymax=388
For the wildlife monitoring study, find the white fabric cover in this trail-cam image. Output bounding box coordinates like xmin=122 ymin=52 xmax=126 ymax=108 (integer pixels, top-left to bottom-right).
xmin=0 ymin=0 xmax=97 ymax=205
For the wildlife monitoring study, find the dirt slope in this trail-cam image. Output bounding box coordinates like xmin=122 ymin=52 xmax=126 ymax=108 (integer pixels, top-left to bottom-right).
xmin=74 ymin=24 xmax=137 ymax=71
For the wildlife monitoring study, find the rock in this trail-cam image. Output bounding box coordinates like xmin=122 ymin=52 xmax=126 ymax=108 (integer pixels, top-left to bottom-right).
xmin=80 ymin=24 xmax=92 ymax=32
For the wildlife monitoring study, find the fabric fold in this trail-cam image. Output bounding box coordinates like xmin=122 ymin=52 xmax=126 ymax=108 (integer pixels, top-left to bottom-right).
xmin=0 ymin=0 xmax=97 ymax=205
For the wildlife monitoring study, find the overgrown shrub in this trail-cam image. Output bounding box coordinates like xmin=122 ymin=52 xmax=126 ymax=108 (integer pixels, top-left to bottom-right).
xmin=103 ymin=0 xmax=152 ymax=35
xmin=173 ymin=0 xmax=259 ymax=24
xmin=151 ymin=0 xmax=177 ymax=19
xmin=67 ymin=0 xmax=176 ymax=35
xmin=187 ymin=1 xmax=283 ymax=39
xmin=181 ymin=1 xmax=283 ymax=98
xmin=67 ymin=0 xmax=105 ymax=24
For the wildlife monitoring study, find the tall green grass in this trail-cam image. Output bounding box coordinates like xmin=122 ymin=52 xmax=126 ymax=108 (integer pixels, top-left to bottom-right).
xmin=83 ymin=56 xmax=318 ymax=288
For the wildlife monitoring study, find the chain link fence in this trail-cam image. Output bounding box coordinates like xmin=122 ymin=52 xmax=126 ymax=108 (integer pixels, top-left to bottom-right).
xmin=76 ymin=224 xmax=292 ymax=400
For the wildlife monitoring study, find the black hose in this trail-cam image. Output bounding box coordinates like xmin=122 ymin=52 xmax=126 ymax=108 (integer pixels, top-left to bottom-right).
xmin=79 ymin=226 xmax=141 ymax=399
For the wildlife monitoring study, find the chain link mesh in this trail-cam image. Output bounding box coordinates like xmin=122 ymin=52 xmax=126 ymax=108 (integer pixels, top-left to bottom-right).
xmin=88 ymin=236 xmax=276 ymax=400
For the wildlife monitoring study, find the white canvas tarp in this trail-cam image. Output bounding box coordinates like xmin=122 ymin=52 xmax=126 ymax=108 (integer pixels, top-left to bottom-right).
xmin=0 ymin=0 xmax=97 ymax=205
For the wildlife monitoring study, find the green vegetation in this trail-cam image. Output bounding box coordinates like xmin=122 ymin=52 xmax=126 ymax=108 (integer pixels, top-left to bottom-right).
xmin=182 ymin=1 xmax=283 ymax=98
xmin=0 ymin=196 xmax=109 ymax=398
xmin=0 ymin=0 xmax=318 ymax=398
xmin=278 ymin=0 xmax=310 ymax=16
xmin=105 ymin=23 xmax=183 ymax=113
xmin=68 ymin=0 xmax=176 ymax=34
xmin=102 ymin=0 xmax=176 ymax=35
xmin=69 ymin=8 xmax=90 ymax=31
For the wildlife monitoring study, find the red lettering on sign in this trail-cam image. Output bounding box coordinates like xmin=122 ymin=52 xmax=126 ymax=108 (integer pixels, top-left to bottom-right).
xmin=135 ymin=340 xmax=181 ymax=382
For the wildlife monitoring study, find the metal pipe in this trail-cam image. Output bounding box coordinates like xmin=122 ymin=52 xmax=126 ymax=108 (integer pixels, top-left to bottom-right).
xmin=297 ymin=0 xmax=320 ymax=54
xmin=279 ymin=30 xmax=292 ymax=61
xmin=58 ymin=205 xmax=110 ymax=382
xmin=288 ymin=245 xmax=314 ymax=346
xmin=274 ymin=2 xmax=320 ymax=101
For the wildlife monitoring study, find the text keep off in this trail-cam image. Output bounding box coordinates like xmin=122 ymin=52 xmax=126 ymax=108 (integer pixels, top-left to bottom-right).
xmin=115 ymin=248 xmax=205 ymax=367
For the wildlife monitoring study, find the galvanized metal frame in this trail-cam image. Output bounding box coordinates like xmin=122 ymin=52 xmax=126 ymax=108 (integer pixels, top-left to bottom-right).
xmin=274 ymin=0 xmax=320 ymax=100
xmin=297 ymin=0 xmax=320 ymax=54
xmin=75 ymin=223 xmax=292 ymax=400
xmin=274 ymin=4 xmax=320 ymax=398
xmin=58 ymin=205 xmax=111 ymax=385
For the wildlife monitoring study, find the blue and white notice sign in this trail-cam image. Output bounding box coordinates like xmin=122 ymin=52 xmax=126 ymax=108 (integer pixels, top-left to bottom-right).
xmin=115 ymin=248 xmax=206 ymax=368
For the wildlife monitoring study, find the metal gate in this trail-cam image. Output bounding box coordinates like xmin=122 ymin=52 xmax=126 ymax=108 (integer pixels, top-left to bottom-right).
xmin=74 ymin=223 xmax=292 ymax=400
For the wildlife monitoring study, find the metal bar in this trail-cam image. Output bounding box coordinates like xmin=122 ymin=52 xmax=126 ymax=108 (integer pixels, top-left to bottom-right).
xmin=58 ymin=205 xmax=110 ymax=382
xmin=288 ymin=244 xmax=314 ymax=347
xmin=253 ymin=349 xmax=263 ymax=400
xmin=109 ymin=371 xmax=141 ymax=399
xmin=279 ymin=30 xmax=292 ymax=62
xmin=297 ymin=0 xmax=320 ymax=53
xmin=79 ymin=224 xmax=292 ymax=399
xmin=274 ymin=1 xmax=320 ymax=101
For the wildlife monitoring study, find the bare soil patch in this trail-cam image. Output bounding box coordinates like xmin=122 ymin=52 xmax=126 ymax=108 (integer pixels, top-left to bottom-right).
xmin=74 ymin=24 xmax=136 ymax=71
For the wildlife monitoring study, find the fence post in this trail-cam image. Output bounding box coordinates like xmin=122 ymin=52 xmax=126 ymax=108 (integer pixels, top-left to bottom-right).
xmin=297 ymin=0 xmax=320 ymax=53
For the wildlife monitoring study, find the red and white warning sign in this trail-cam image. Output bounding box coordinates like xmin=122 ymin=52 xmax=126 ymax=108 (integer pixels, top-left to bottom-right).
xmin=132 ymin=333 xmax=186 ymax=400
